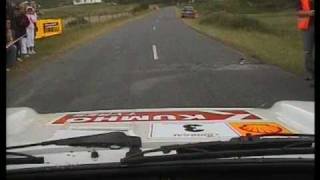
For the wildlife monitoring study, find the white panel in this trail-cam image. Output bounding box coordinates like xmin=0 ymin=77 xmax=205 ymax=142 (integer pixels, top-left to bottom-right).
xmin=150 ymin=122 xmax=238 ymax=138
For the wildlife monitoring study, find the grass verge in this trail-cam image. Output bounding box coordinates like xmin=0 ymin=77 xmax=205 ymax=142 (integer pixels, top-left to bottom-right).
xmin=41 ymin=4 xmax=137 ymax=18
xmin=178 ymin=7 xmax=304 ymax=75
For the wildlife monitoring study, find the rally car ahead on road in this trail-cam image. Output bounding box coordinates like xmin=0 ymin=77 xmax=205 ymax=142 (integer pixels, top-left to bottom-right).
xmin=181 ymin=5 xmax=197 ymax=18
xmin=6 ymin=101 xmax=314 ymax=180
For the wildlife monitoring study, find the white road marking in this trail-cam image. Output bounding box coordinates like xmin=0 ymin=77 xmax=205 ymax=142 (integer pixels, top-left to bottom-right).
xmin=153 ymin=26 xmax=156 ymax=30
xmin=152 ymin=45 xmax=159 ymax=60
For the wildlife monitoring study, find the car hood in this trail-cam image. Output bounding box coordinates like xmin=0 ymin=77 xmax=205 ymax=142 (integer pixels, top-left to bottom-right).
xmin=6 ymin=101 xmax=314 ymax=170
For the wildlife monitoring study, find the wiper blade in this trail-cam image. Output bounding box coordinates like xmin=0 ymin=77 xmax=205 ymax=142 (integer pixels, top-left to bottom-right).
xmin=7 ymin=152 xmax=44 ymax=165
xmin=121 ymin=134 xmax=314 ymax=164
xmin=167 ymin=133 xmax=314 ymax=154
xmin=7 ymin=132 xmax=142 ymax=156
xmin=121 ymin=147 xmax=314 ymax=164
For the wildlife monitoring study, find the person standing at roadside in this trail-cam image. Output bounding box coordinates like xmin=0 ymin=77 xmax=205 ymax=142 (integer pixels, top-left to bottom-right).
xmin=26 ymin=6 xmax=37 ymax=54
xmin=31 ymin=1 xmax=39 ymax=38
xmin=6 ymin=19 xmax=17 ymax=71
xmin=13 ymin=6 xmax=30 ymax=58
xmin=296 ymin=0 xmax=314 ymax=82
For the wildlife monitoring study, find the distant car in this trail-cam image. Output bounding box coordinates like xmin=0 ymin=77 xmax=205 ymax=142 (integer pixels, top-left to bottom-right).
xmin=181 ymin=6 xmax=197 ymax=18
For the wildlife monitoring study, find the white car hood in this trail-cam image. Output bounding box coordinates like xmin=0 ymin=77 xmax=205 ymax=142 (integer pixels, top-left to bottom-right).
xmin=6 ymin=101 xmax=314 ymax=170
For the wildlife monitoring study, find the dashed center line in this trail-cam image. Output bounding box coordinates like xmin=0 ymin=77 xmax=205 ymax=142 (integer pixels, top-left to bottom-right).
xmin=152 ymin=45 xmax=159 ymax=60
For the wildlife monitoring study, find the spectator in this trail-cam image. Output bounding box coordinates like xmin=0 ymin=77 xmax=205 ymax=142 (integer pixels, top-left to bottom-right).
xmin=13 ymin=6 xmax=30 ymax=58
xmin=6 ymin=19 xmax=17 ymax=71
xmin=26 ymin=6 xmax=37 ymax=54
xmin=30 ymin=1 xmax=39 ymax=38
xmin=7 ymin=2 xmax=22 ymax=62
xmin=296 ymin=0 xmax=314 ymax=82
xmin=6 ymin=1 xmax=14 ymax=21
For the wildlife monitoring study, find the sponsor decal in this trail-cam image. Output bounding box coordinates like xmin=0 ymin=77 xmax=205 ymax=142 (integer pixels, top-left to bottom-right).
xmin=229 ymin=121 xmax=292 ymax=136
xmin=51 ymin=110 xmax=261 ymax=124
xmin=43 ymin=22 xmax=59 ymax=33
xmin=150 ymin=122 xmax=239 ymax=138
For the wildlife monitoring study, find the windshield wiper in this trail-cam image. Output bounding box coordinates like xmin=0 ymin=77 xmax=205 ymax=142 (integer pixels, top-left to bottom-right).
xmin=121 ymin=134 xmax=314 ymax=164
xmin=7 ymin=132 xmax=142 ymax=157
xmin=168 ymin=133 xmax=314 ymax=154
xmin=7 ymin=152 xmax=45 ymax=165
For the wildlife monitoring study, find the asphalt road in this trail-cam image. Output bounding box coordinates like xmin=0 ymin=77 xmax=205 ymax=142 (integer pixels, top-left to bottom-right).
xmin=6 ymin=7 xmax=314 ymax=113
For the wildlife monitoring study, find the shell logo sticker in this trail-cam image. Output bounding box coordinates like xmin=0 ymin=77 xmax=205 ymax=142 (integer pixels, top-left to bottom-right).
xmin=229 ymin=121 xmax=292 ymax=136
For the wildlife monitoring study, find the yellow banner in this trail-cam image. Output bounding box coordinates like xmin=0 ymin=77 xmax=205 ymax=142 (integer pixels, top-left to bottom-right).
xmin=36 ymin=19 xmax=63 ymax=39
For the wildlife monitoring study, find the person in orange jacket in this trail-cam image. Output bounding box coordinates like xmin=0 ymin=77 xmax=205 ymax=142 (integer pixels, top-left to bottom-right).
xmin=297 ymin=0 xmax=314 ymax=82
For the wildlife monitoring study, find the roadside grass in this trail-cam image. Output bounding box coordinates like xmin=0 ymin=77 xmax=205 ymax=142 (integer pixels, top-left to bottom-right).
xmin=36 ymin=0 xmax=73 ymax=9
xmin=248 ymin=10 xmax=299 ymax=38
xmin=8 ymin=10 xmax=151 ymax=77
xmin=177 ymin=3 xmax=304 ymax=75
xmin=40 ymin=3 xmax=137 ymax=18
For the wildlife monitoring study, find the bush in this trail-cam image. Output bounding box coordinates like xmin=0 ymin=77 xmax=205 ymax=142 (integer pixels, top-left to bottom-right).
xmin=194 ymin=0 xmax=296 ymax=14
xmin=132 ymin=3 xmax=149 ymax=13
xmin=67 ymin=16 xmax=89 ymax=27
xmin=199 ymin=12 xmax=271 ymax=33
xmin=37 ymin=0 xmax=73 ymax=8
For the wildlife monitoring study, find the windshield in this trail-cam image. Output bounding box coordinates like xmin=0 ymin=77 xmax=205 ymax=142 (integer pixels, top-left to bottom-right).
xmin=6 ymin=0 xmax=314 ymax=113
xmin=6 ymin=0 xmax=314 ymax=176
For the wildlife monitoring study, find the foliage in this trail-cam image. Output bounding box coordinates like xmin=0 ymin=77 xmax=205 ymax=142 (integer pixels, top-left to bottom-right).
xmin=199 ymin=12 xmax=271 ymax=34
xmin=66 ymin=16 xmax=89 ymax=26
xmin=132 ymin=3 xmax=149 ymax=13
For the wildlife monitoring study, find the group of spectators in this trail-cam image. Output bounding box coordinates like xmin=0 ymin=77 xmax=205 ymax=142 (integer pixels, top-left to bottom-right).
xmin=6 ymin=0 xmax=38 ymax=71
